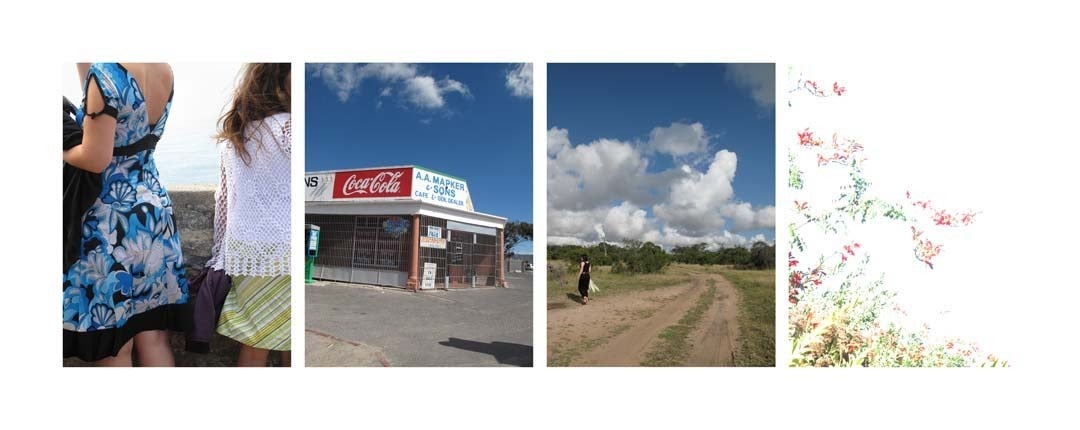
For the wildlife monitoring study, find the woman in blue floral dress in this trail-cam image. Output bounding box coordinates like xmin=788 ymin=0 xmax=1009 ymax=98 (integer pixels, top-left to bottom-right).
xmin=63 ymin=63 xmax=188 ymax=366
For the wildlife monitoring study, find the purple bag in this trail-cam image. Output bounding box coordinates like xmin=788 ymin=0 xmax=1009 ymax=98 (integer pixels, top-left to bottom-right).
xmin=184 ymin=267 xmax=232 ymax=353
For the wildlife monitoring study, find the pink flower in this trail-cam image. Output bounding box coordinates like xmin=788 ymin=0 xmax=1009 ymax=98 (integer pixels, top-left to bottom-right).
xmin=833 ymin=82 xmax=846 ymax=96
xmin=911 ymin=227 xmax=942 ymax=269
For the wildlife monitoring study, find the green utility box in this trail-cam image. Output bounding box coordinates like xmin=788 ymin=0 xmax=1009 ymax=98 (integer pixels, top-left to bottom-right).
xmin=304 ymin=224 xmax=320 ymax=284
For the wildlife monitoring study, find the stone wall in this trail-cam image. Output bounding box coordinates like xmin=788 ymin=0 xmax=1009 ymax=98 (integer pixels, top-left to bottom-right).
xmin=170 ymin=184 xmax=216 ymax=272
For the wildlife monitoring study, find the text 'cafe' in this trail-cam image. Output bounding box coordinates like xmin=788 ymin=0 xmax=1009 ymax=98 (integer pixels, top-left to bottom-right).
xmin=305 ymin=166 xmax=507 ymax=290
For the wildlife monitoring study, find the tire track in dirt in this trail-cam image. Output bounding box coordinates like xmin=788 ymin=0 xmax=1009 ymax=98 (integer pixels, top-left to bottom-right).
xmin=547 ymin=286 xmax=684 ymax=366
xmin=576 ymin=281 xmax=706 ymax=366
xmin=548 ymin=272 xmax=741 ymax=367
xmin=687 ymin=275 xmax=739 ymax=366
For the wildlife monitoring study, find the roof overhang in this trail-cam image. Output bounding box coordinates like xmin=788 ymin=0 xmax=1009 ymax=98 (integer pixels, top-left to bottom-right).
xmin=305 ymin=199 xmax=506 ymax=230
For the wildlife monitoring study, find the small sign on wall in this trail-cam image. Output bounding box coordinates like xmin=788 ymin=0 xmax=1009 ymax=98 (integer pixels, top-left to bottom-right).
xmin=420 ymin=236 xmax=447 ymax=249
xmin=421 ymin=263 xmax=437 ymax=290
xmin=427 ymin=226 xmax=442 ymax=238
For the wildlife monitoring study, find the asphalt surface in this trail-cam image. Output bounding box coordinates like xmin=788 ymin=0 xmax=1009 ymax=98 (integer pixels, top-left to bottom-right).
xmin=305 ymin=272 xmax=533 ymax=367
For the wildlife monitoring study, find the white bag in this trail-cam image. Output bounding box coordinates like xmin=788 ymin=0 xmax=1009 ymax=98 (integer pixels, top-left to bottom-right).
xmin=589 ymin=279 xmax=600 ymax=293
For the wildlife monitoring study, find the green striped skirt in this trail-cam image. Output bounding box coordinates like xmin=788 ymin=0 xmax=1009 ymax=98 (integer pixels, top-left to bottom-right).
xmin=217 ymin=274 xmax=291 ymax=351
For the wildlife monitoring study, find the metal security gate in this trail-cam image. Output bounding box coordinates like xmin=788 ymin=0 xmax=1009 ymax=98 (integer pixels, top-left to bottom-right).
xmin=305 ymin=214 xmax=411 ymax=287
xmin=419 ymin=215 xmax=448 ymax=289
xmin=446 ymin=229 xmax=498 ymax=289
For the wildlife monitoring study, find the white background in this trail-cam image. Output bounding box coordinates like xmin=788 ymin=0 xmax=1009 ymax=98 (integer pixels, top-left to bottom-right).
xmin=784 ymin=63 xmax=1054 ymax=365
xmin=3 ymin=1 xmax=1080 ymax=429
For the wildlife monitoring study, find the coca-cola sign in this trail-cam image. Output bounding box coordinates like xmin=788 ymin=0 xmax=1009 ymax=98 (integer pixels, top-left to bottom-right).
xmin=332 ymin=167 xmax=413 ymax=199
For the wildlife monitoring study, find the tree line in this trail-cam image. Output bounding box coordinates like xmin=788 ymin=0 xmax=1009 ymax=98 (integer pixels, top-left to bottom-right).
xmin=548 ymin=240 xmax=775 ymax=274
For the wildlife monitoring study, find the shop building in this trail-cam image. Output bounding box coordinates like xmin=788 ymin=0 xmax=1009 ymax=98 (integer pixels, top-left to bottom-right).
xmin=305 ymin=166 xmax=506 ymax=290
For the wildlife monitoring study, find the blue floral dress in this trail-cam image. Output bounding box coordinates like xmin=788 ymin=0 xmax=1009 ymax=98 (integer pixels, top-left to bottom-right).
xmin=63 ymin=63 xmax=189 ymax=361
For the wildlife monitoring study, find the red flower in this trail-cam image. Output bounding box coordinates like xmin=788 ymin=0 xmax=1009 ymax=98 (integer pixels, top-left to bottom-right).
xmin=833 ymin=82 xmax=846 ymax=96
xmin=933 ymin=209 xmax=953 ymax=226
xmin=843 ymin=243 xmax=859 ymax=256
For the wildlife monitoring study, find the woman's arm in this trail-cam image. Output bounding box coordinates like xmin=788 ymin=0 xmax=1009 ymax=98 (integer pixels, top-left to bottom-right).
xmin=62 ymin=77 xmax=114 ymax=173
xmin=76 ymin=63 xmax=90 ymax=88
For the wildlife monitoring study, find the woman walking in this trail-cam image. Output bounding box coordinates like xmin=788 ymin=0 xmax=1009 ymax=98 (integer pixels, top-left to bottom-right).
xmin=210 ymin=64 xmax=292 ymax=366
xmin=577 ymin=254 xmax=591 ymax=305
xmin=63 ymin=63 xmax=188 ymax=366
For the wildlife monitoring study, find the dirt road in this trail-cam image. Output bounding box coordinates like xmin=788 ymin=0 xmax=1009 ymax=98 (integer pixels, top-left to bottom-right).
xmin=547 ymin=274 xmax=739 ymax=366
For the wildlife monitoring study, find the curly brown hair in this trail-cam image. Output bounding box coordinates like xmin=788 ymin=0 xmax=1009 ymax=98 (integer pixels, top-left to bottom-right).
xmin=215 ymin=63 xmax=291 ymax=165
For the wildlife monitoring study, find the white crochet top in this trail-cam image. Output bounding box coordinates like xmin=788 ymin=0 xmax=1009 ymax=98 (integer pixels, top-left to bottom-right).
xmin=208 ymin=112 xmax=291 ymax=277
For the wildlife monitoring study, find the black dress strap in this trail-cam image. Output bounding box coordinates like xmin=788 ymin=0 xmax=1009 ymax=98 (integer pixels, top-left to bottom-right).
xmin=113 ymin=134 xmax=159 ymax=157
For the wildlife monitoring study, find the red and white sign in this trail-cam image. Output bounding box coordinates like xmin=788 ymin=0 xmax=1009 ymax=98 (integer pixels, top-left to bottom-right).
xmin=332 ymin=167 xmax=413 ymax=199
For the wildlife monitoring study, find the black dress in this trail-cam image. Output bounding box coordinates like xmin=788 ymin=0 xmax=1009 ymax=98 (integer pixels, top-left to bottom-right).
xmin=577 ymin=262 xmax=591 ymax=298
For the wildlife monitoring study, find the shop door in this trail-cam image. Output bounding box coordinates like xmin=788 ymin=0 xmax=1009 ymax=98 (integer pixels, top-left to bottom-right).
xmin=446 ymin=230 xmax=498 ymax=288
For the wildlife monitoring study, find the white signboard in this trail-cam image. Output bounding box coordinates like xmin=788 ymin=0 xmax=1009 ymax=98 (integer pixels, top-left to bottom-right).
xmin=420 ymin=236 xmax=447 ymax=249
xmin=427 ymin=226 xmax=442 ymax=238
xmin=306 ymin=166 xmax=476 ymax=212
xmin=304 ymin=173 xmax=334 ymax=202
xmin=411 ymin=166 xmax=474 ymax=212
xmin=421 ymin=263 xmax=437 ymax=290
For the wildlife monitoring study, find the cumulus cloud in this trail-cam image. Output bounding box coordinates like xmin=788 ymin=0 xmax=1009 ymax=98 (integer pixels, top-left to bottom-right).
xmin=647 ymin=122 xmax=709 ymax=157
xmin=505 ymin=63 xmax=533 ymax=98
xmin=652 ymin=150 xmax=739 ymax=235
xmin=548 ymin=129 xmax=652 ymax=211
xmin=308 ymin=63 xmax=470 ymax=109
xmin=547 ymin=125 xmax=773 ymax=249
xmin=725 ymin=63 xmax=775 ymax=110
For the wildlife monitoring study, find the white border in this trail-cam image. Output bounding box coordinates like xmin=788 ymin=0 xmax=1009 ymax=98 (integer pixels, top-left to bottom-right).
xmin=6 ymin=1 xmax=1080 ymax=429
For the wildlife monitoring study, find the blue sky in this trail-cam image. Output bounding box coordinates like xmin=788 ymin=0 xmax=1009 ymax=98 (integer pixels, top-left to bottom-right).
xmin=307 ymin=63 xmax=534 ymax=253
xmin=548 ymin=63 xmax=775 ymax=249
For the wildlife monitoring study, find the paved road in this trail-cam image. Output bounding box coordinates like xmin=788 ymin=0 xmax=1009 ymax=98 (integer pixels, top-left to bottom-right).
xmin=306 ymin=272 xmax=533 ymax=367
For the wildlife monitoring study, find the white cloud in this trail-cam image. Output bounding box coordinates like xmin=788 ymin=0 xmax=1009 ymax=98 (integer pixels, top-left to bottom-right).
xmin=360 ymin=63 xmax=417 ymax=82
xmin=547 ymin=127 xmax=571 ymax=156
xmin=438 ymin=77 xmax=470 ymax=97
xmin=403 ymin=76 xmax=444 ymax=108
xmin=308 ymin=63 xmax=367 ymax=102
xmin=726 ymin=63 xmax=775 ymax=110
xmin=400 ymin=76 xmax=471 ymax=109
xmin=652 ymin=150 xmax=738 ymax=235
xmin=647 ymin=122 xmax=709 ymax=156
xmin=309 ymin=63 xmax=470 ymax=110
xmin=505 ymin=63 xmax=533 ymax=98
xmin=548 ymin=125 xmax=774 ymax=250
xmin=547 ymin=128 xmax=652 ymax=211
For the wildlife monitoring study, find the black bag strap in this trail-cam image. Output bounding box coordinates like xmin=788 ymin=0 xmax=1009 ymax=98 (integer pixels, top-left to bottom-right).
xmin=113 ymin=134 xmax=160 ymax=157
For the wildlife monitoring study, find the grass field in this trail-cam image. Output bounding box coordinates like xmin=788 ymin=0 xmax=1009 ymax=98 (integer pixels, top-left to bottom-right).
xmin=717 ymin=268 xmax=775 ymax=367
xmin=547 ymin=262 xmax=698 ymax=304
